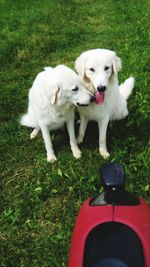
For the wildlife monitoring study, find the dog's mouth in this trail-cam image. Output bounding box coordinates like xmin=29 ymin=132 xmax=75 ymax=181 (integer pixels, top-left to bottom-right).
xmin=76 ymin=102 xmax=89 ymax=107
xmin=95 ymin=92 xmax=105 ymax=104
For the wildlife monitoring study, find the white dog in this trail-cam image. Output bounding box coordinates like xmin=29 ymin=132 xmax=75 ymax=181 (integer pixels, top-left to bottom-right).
xmin=75 ymin=49 xmax=135 ymax=158
xmin=20 ymin=65 xmax=95 ymax=162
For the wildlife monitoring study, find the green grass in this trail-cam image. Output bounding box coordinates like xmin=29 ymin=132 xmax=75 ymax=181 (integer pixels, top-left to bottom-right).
xmin=0 ymin=0 xmax=150 ymax=266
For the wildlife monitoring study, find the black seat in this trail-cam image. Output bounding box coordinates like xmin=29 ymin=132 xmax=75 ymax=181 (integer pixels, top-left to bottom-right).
xmin=83 ymin=222 xmax=145 ymax=267
xmin=95 ymin=258 xmax=128 ymax=267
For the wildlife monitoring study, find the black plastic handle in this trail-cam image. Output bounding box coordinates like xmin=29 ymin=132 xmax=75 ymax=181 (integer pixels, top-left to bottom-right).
xmin=90 ymin=162 xmax=139 ymax=206
xmin=100 ymin=162 xmax=125 ymax=190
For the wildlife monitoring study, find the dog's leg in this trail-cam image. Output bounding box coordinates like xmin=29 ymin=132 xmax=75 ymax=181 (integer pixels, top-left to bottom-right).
xmin=30 ymin=128 xmax=39 ymax=139
xmin=77 ymin=115 xmax=88 ymax=144
xmin=98 ymin=116 xmax=110 ymax=159
xmin=66 ymin=117 xmax=81 ymax=159
xmin=40 ymin=124 xmax=57 ymax=162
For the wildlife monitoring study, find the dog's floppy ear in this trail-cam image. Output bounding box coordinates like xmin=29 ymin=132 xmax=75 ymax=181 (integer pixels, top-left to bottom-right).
xmin=75 ymin=52 xmax=91 ymax=83
xmin=112 ymin=53 xmax=122 ymax=75
xmin=50 ymin=86 xmax=61 ymax=105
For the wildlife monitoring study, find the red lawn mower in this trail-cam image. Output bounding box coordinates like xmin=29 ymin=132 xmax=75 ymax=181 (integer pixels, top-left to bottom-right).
xmin=68 ymin=162 xmax=150 ymax=267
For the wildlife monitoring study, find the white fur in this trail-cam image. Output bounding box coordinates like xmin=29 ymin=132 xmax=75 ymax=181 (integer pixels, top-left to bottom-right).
xmin=75 ymin=49 xmax=135 ymax=158
xmin=20 ymin=65 xmax=93 ymax=162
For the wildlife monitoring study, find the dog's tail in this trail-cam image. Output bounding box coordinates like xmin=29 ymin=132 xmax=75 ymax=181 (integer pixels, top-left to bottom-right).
xmin=44 ymin=67 xmax=53 ymax=71
xmin=20 ymin=113 xmax=31 ymax=127
xmin=119 ymin=77 xmax=135 ymax=100
xmin=20 ymin=112 xmax=37 ymax=128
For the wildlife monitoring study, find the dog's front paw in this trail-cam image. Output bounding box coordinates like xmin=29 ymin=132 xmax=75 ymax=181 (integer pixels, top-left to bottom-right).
xmin=47 ymin=154 xmax=57 ymax=163
xmin=99 ymin=149 xmax=110 ymax=159
xmin=72 ymin=148 xmax=82 ymax=159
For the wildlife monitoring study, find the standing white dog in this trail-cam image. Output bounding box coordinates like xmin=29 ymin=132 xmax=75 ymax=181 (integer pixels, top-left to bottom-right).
xmin=75 ymin=49 xmax=134 ymax=158
xmin=20 ymin=65 xmax=95 ymax=162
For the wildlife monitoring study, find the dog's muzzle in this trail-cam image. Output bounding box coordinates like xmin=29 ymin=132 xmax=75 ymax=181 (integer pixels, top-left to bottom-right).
xmin=77 ymin=95 xmax=96 ymax=106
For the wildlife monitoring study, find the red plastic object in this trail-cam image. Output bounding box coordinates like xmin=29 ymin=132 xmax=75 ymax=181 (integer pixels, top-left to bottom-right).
xmin=114 ymin=199 xmax=150 ymax=267
xmin=68 ymin=198 xmax=150 ymax=267
xmin=68 ymin=199 xmax=113 ymax=267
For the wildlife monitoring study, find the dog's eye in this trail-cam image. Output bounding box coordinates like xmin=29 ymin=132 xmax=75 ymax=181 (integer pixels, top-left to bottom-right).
xmin=89 ymin=68 xmax=95 ymax=72
xmin=72 ymin=86 xmax=79 ymax=91
xmin=104 ymin=66 xmax=109 ymax=71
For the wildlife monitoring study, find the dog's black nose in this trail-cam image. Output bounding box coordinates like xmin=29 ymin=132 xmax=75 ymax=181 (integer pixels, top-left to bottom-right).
xmin=97 ymin=85 xmax=106 ymax=92
xmin=90 ymin=95 xmax=96 ymax=102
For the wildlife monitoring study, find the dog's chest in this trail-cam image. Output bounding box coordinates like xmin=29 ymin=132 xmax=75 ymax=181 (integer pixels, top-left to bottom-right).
xmin=78 ymin=103 xmax=109 ymax=121
xmin=78 ymin=90 xmax=116 ymax=121
xmin=50 ymin=111 xmax=68 ymax=129
xmin=41 ymin=104 xmax=73 ymax=130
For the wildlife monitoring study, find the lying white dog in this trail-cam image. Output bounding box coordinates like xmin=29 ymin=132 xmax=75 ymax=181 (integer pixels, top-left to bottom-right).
xmin=20 ymin=65 xmax=95 ymax=162
xmin=75 ymin=49 xmax=135 ymax=158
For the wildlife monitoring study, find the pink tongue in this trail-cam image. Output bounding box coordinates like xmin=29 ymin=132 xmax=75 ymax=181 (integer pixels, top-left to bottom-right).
xmin=95 ymin=92 xmax=105 ymax=104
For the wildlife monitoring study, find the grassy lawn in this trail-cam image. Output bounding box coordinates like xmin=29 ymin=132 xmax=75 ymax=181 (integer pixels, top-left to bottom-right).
xmin=0 ymin=0 xmax=150 ymax=266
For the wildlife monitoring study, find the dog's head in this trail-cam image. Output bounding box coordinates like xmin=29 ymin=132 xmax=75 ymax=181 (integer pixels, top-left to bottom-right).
xmin=49 ymin=65 xmax=95 ymax=106
xmin=75 ymin=49 xmax=122 ymax=104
